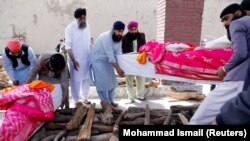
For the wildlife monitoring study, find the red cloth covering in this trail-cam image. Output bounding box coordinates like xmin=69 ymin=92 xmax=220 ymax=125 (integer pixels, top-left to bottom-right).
xmin=139 ymin=41 xmax=233 ymax=80
xmin=0 ymin=80 xmax=54 ymax=141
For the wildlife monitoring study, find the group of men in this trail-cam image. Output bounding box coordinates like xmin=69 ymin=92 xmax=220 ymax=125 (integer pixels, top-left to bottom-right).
xmin=2 ymin=39 xmax=69 ymax=108
xmin=2 ymin=7 xmax=147 ymax=109
xmin=189 ymin=0 xmax=250 ymax=125
xmin=64 ymin=8 xmax=147 ymax=107
xmin=2 ymin=1 xmax=250 ymax=124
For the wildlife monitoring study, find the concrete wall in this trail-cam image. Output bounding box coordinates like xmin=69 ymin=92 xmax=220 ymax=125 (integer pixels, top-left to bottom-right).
xmin=0 ymin=0 xmax=158 ymax=54
xmin=201 ymin=0 xmax=242 ymax=41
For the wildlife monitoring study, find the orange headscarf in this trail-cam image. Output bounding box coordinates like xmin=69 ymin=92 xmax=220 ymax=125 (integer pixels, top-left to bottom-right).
xmin=7 ymin=39 xmax=21 ymax=53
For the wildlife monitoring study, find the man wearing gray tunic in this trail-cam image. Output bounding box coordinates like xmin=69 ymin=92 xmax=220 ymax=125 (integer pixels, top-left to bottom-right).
xmin=90 ymin=21 xmax=125 ymax=107
xmin=189 ymin=4 xmax=250 ymax=124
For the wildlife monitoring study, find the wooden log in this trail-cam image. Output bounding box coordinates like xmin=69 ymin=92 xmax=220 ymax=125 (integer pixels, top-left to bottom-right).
xmin=41 ymin=135 xmax=56 ymax=141
xmin=151 ymin=109 xmax=169 ymax=117
xmin=120 ymin=109 xmax=168 ymax=119
xmin=30 ymin=127 xmax=46 ymax=141
xmin=46 ymin=130 xmax=61 ymax=136
xmin=92 ymin=124 xmax=113 ymax=132
xmin=113 ymin=111 xmax=127 ymax=133
xmin=163 ymin=110 xmax=172 ymax=125
xmin=66 ymin=105 xmax=88 ymax=131
xmin=93 ymin=114 xmax=101 ymax=123
xmin=65 ymin=129 xmax=100 ymax=136
xmin=67 ymin=129 xmax=80 ymax=136
xmin=144 ymin=104 xmax=150 ymax=125
xmin=170 ymin=104 xmax=199 ymax=113
xmin=53 ymin=130 xmax=66 ymax=141
xmin=108 ymin=135 xmax=119 ymax=141
xmin=91 ymin=133 xmax=113 ymax=141
xmin=77 ymin=103 xmax=96 ymax=141
xmin=55 ymin=108 xmax=76 ymax=115
xmin=127 ymin=107 xmax=144 ymax=113
xmin=96 ymin=107 xmax=123 ymax=114
xmin=65 ymin=136 xmax=77 ymax=141
xmin=121 ymin=116 xmax=166 ymax=125
xmin=127 ymin=107 xmax=169 ymax=116
xmin=95 ymin=108 xmax=103 ymax=113
xmin=178 ymin=110 xmax=192 ymax=120
xmin=53 ymin=115 xmax=73 ymax=123
xmin=170 ymin=119 xmax=176 ymax=125
xmin=151 ymin=116 xmax=166 ymax=125
xmin=170 ymin=114 xmax=183 ymax=125
xmin=66 ymin=133 xmax=113 ymax=141
xmin=178 ymin=113 xmax=189 ymax=125
xmin=44 ymin=122 xmax=65 ymax=130
xmin=124 ymin=112 xmax=144 ymax=120
xmin=91 ymin=130 xmax=101 ymax=135
xmin=120 ymin=119 xmax=144 ymax=125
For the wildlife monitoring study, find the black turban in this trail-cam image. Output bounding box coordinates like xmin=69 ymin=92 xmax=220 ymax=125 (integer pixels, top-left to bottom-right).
xmin=241 ymin=0 xmax=250 ymax=10
xmin=49 ymin=54 xmax=66 ymax=71
xmin=74 ymin=8 xmax=86 ymax=19
xmin=220 ymin=3 xmax=243 ymax=18
xmin=113 ymin=21 xmax=125 ymax=30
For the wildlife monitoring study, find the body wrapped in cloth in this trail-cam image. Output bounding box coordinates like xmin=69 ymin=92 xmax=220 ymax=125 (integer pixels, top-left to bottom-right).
xmin=0 ymin=80 xmax=54 ymax=141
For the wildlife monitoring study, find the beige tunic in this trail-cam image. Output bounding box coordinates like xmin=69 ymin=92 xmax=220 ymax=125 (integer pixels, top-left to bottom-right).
xmin=26 ymin=53 xmax=69 ymax=97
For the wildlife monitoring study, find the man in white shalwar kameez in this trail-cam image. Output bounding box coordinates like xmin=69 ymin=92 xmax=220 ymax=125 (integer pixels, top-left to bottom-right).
xmin=65 ymin=8 xmax=91 ymax=105
xmin=90 ymin=21 xmax=125 ymax=107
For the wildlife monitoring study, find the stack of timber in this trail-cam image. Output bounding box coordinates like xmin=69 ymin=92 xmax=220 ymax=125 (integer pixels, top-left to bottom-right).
xmin=30 ymin=102 xmax=199 ymax=140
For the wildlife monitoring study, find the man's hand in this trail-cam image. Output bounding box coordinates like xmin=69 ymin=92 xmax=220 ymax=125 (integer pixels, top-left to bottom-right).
xmin=117 ymin=69 xmax=125 ymax=77
xmin=217 ymin=67 xmax=226 ymax=78
xmin=73 ymin=60 xmax=80 ymax=71
xmin=115 ymin=67 xmax=125 ymax=77
xmin=67 ymin=49 xmax=79 ymax=71
xmin=112 ymin=63 xmax=125 ymax=77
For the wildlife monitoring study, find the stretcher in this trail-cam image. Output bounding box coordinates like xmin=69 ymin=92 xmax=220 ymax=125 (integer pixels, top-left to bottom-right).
xmin=117 ymin=54 xmax=221 ymax=84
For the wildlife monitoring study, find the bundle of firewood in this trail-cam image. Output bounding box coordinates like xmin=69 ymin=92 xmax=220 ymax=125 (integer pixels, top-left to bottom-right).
xmin=30 ymin=102 xmax=199 ymax=141
xmin=29 ymin=102 xmax=120 ymax=141
xmin=0 ymin=67 xmax=12 ymax=89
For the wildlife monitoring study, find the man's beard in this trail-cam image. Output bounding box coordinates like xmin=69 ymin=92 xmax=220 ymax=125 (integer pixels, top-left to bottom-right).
xmin=78 ymin=21 xmax=86 ymax=29
xmin=224 ymin=14 xmax=245 ymax=41
xmin=225 ymin=25 xmax=231 ymax=41
xmin=112 ymin=33 xmax=122 ymax=42
xmin=128 ymin=32 xmax=139 ymax=41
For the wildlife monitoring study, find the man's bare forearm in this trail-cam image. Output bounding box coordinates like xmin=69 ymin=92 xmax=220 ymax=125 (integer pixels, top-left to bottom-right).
xmin=67 ymin=49 xmax=76 ymax=62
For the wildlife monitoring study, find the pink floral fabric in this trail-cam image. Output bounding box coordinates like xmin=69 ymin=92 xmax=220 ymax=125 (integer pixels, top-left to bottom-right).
xmin=140 ymin=41 xmax=233 ymax=80
xmin=0 ymin=84 xmax=54 ymax=141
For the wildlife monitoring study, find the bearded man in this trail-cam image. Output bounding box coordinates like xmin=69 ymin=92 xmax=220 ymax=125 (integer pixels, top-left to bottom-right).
xmin=90 ymin=21 xmax=125 ymax=107
xmin=122 ymin=21 xmax=146 ymax=103
xmin=241 ymin=0 xmax=250 ymax=16
xmin=65 ymin=8 xmax=91 ymax=106
xmin=189 ymin=3 xmax=250 ymax=125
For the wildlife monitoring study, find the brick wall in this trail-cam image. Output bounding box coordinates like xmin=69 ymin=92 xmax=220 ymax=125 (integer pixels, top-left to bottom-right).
xmin=156 ymin=0 xmax=167 ymax=43
xmin=157 ymin=0 xmax=204 ymax=45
